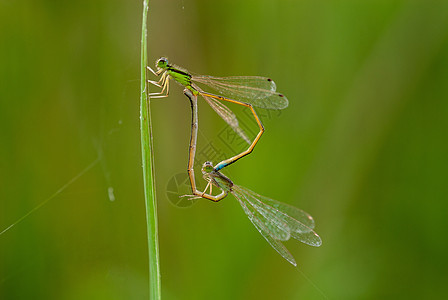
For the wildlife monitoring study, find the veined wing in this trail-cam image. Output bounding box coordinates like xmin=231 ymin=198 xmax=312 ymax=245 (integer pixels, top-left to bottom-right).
xmin=196 ymin=86 xmax=251 ymax=145
xmin=235 ymin=186 xmax=291 ymax=241
xmin=237 ymin=186 xmax=322 ymax=247
xmin=232 ymin=187 xmax=297 ymax=266
xmin=192 ymin=75 xmax=288 ymax=110
xmin=245 ymin=189 xmax=316 ymax=229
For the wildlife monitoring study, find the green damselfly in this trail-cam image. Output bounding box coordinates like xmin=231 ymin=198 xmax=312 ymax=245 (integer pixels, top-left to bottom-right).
xmin=147 ymin=57 xmax=288 ymax=172
xmin=190 ymin=161 xmax=322 ymax=266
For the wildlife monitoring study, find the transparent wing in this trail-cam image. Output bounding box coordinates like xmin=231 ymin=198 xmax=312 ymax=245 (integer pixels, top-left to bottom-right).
xmin=192 ymin=75 xmax=288 ymax=110
xmin=236 ymin=186 xmax=322 ymax=247
xmin=244 ymin=199 xmax=291 ymax=242
xmin=196 ymin=86 xmax=251 ymax=145
xmin=232 ymin=188 xmax=297 ymax=266
xmin=245 ymin=189 xmax=316 ymax=230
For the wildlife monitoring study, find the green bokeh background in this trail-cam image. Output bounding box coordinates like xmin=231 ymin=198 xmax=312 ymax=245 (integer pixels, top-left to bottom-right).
xmin=1 ymin=0 xmax=448 ymax=299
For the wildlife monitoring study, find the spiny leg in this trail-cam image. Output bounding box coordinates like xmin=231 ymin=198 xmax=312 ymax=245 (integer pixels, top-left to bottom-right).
xmin=208 ymin=181 xmax=213 ymax=194
xmin=202 ymin=181 xmax=212 ymax=196
xmin=149 ymin=75 xmax=170 ymax=99
xmin=146 ymin=65 xmax=164 ymax=76
xmin=148 ymin=72 xmax=167 ymax=92
xmin=148 ymin=71 xmax=167 ymax=88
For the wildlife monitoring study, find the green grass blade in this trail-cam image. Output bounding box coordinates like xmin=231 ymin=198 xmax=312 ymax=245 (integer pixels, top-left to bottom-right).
xmin=140 ymin=0 xmax=161 ymax=299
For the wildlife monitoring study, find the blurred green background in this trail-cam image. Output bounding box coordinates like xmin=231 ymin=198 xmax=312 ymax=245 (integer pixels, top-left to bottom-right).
xmin=1 ymin=0 xmax=448 ymax=299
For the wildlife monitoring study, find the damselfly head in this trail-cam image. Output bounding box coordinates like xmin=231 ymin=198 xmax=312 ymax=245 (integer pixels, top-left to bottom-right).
xmin=156 ymin=57 xmax=169 ymax=70
xmin=201 ymin=161 xmax=214 ymax=175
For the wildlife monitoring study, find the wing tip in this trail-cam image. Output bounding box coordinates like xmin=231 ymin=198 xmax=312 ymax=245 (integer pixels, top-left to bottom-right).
xmin=266 ymin=93 xmax=289 ymax=110
xmin=313 ymin=234 xmax=323 ymax=247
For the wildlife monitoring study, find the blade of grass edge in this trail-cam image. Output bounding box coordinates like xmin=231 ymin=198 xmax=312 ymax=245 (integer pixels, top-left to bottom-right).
xmin=140 ymin=1 xmax=161 ymax=299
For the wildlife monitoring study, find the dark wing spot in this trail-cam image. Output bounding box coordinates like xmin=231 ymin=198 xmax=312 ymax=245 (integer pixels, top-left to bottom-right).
xmin=267 ymin=78 xmax=272 ymax=82
xmin=279 ymin=94 xmax=284 ymax=97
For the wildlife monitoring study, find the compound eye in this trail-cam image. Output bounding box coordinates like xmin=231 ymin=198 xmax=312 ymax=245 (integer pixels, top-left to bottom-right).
xmin=156 ymin=57 xmax=168 ymax=69
xmin=202 ymin=161 xmax=214 ymax=173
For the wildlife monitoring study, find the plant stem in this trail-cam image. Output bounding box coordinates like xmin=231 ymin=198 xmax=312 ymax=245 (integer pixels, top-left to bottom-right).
xmin=140 ymin=0 xmax=161 ymax=299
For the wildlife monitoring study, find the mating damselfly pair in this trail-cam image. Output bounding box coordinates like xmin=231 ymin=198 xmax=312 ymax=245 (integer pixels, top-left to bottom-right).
xmin=148 ymin=58 xmax=321 ymax=266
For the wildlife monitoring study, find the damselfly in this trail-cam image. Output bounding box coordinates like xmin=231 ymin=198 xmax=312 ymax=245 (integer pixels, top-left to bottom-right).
xmin=190 ymin=161 xmax=322 ymax=266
